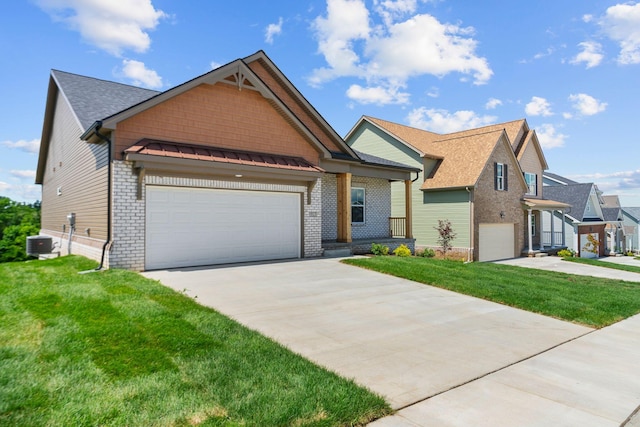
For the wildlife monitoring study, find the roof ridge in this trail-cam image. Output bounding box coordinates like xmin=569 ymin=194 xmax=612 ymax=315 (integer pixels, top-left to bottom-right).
xmin=432 ymin=128 xmax=505 ymax=143
xmin=51 ymin=69 xmax=161 ymax=94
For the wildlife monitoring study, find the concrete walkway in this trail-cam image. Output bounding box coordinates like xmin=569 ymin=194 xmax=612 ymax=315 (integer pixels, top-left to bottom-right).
xmin=495 ymin=255 xmax=640 ymax=282
xmin=143 ymin=257 xmax=640 ymax=426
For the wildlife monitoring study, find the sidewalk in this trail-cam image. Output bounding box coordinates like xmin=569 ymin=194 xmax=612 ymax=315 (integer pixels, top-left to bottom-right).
xmin=495 ymin=256 xmax=640 ymax=282
xmin=371 ymin=312 xmax=640 ymax=426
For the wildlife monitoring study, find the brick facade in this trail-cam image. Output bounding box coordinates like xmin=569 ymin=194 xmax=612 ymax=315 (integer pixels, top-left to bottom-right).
xmin=107 ymin=160 xmax=323 ymax=270
xmin=472 ymin=145 xmax=527 ymax=261
xmin=321 ymin=174 xmax=392 ymax=241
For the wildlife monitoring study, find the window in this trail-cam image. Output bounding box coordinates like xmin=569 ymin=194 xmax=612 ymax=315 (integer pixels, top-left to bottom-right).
xmin=524 ymin=172 xmax=537 ymax=195
xmin=351 ymin=187 xmax=365 ymax=224
xmin=495 ymin=163 xmax=508 ymax=191
xmin=531 ymin=213 xmax=536 ymax=237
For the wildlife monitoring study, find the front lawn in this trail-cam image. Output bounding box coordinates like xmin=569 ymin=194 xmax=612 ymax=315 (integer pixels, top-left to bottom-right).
xmin=0 ymin=256 xmax=390 ymax=426
xmin=343 ymin=257 xmax=640 ymax=328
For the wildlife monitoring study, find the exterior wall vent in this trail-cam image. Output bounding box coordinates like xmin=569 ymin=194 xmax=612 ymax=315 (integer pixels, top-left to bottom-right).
xmin=26 ymin=236 xmax=53 ymax=256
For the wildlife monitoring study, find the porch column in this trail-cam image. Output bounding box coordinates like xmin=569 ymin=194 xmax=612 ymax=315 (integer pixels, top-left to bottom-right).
xmin=560 ymin=209 xmax=566 ymax=246
xmin=404 ymin=179 xmax=412 ymax=239
xmin=539 ymin=210 xmax=544 ymax=251
xmin=336 ymin=172 xmax=352 ymax=243
xmin=550 ymin=210 xmax=556 ymax=247
xmin=527 ymin=208 xmax=534 ymax=254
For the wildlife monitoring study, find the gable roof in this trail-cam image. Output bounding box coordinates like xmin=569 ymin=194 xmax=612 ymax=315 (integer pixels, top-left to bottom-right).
xmin=623 ymin=207 xmax=640 ymax=222
xmin=51 ymin=70 xmax=160 ymax=131
xmin=543 ymin=172 xmax=579 ymax=185
xmin=542 ymin=183 xmax=599 ymax=221
xmin=349 ymin=116 xmax=531 ymax=191
xmin=38 ymin=51 xmax=391 ymax=184
xmin=420 ymin=129 xmax=526 ymax=191
xmin=602 ymin=207 xmax=622 ymax=222
xmin=601 ymin=195 xmax=621 ymax=208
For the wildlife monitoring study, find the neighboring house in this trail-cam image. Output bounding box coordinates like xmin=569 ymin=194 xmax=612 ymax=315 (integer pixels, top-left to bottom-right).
xmin=542 ymin=174 xmax=607 ymax=258
xmin=345 ymin=117 xmax=569 ymax=261
xmin=622 ymin=207 xmax=640 ymax=252
xmin=35 ymin=51 xmax=417 ymax=271
xmin=601 ymin=195 xmax=626 ymax=254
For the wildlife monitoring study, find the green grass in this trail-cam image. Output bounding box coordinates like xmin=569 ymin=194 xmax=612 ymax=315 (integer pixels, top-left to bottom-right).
xmin=561 ymin=256 xmax=640 ymax=274
xmin=0 ymin=256 xmax=390 ymax=426
xmin=343 ymin=257 xmax=640 ymax=328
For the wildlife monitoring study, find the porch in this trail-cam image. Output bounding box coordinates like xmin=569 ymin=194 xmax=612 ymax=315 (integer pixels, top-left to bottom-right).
xmin=322 ymin=237 xmax=416 ymax=256
xmin=523 ymin=198 xmax=572 ymax=257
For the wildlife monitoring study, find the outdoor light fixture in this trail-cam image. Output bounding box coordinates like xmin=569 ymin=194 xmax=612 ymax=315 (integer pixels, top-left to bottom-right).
xmin=500 ymin=211 xmax=505 ymax=219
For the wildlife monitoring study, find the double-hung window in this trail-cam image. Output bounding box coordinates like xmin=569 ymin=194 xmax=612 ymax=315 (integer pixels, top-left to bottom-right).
xmin=495 ymin=163 xmax=507 ymax=191
xmin=524 ymin=172 xmax=537 ymax=195
xmin=351 ymin=187 xmax=365 ymax=224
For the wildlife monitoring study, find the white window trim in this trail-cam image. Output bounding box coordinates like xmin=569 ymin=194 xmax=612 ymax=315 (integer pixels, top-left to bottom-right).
xmin=351 ymin=187 xmax=365 ymax=224
xmin=525 ymin=172 xmax=537 ymax=196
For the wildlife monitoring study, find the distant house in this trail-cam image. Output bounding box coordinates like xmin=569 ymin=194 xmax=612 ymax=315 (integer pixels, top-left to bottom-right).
xmin=622 ymin=207 xmax=640 ymax=252
xmin=601 ymin=195 xmax=626 ymax=254
xmin=35 ymin=51 xmax=417 ymax=270
xmin=345 ymin=117 xmax=569 ymax=261
xmin=542 ymin=173 xmax=607 ymax=257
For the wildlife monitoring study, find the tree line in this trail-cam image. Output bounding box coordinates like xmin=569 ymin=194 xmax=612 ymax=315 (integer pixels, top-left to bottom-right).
xmin=0 ymin=196 xmax=41 ymax=263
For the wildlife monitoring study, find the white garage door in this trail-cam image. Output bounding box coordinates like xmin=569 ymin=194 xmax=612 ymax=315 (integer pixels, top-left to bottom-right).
xmin=146 ymin=186 xmax=301 ymax=270
xmin=478 ymin=223 xmax=515 ymax=262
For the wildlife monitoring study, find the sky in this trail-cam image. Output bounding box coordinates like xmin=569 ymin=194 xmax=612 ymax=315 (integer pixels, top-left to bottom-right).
xmin=1 ymin=0 xmax=639 ymax=206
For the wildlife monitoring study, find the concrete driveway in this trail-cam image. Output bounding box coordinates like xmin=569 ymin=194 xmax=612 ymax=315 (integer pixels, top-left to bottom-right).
xmin=143 ymin=257 xmax=591 ymax=410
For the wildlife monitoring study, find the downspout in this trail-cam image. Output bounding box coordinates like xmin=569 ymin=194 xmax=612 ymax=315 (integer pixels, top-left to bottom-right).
xmin=93 ymin=121 xmax=112 ymax=271
xmin=466 ymin=186 xmax=473 ymax=263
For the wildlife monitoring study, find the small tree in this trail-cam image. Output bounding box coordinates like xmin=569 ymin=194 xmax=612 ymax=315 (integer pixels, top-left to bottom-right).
xmin=435 ymin=219 xmax=457 ymax=255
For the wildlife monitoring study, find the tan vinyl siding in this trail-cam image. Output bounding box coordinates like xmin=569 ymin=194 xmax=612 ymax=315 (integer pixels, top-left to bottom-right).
xmin=348 ymin=123 xmax=470 ymax=248
xmin=518 ymin=143 xmax=543 ymax=198
xmin=41 ymin=94 xmax=108 ymax=240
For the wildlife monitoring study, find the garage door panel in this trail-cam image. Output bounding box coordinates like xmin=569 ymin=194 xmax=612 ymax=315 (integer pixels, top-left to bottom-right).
xmin=479 ymin=223 xmax=515 ymax=262
xmin=145 ymin=186 xmax=301 ymax=270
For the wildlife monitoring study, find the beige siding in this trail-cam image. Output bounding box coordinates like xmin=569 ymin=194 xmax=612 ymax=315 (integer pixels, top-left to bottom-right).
xmin=518 ymin=142 xmax=544 ymax=198
xmin=347 ymin=123 xmax=471 ymax=248
xmin=41 ymin=94 xmax=108 ymax=241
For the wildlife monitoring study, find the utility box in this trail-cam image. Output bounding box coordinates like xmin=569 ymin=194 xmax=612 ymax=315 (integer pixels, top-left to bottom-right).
xmin=26 ymin=236 xmax=53 ymax=256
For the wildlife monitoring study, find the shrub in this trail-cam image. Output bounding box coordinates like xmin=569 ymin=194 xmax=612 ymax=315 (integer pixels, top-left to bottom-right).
xmin=418 ymin=248 xmax=436 ymax=258
xmin=435 ymin=219 xmax=457 ymax=254
xmin=557 ymin=248 xmax=575 ymax=258
xmin=371 ymin=243 xmax=389 ymax=256
xmin=393 ymin=244 xmax=411 ymax=257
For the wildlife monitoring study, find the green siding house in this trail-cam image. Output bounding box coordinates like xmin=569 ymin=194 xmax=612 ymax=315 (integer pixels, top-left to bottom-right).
xmin=345 ymin=116 xmax=569 ymax=261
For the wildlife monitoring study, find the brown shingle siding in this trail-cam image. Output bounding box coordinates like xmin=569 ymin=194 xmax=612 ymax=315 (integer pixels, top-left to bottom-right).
xmin=114 ymin=84 xmax=320 ymax=165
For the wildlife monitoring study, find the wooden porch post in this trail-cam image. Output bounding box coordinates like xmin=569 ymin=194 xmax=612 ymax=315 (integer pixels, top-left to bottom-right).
xmin=337 ymin=173 xmax=352 ymax=243
xmin=404 ymin=179 xmax=412 ymax=239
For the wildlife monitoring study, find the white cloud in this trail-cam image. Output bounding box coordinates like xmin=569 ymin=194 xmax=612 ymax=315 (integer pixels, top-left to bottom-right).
xmin=210 ymin=61 xmax=223 ymax=70
xmin=310 ymin=0 xmax=492 ymax=104
xmin=406 ymin=108 xmax=496 ymax=133
xmin=599 ymin=2 xmax=640 ymax=65
xmin=485 ymin=98 xmax=502 ymax=110
xmin=570 ymin=41 xmax=604 ymax=68
xmin=583 ymin=14 xmax=594 ymax=23
xmin=568 ymin=93 xmax=607 ymax=116
xmin=2 ymin=139 xmax=40 ymax=154
xmin=346 ymin=84 xmax=410 ymax=105
xmin=10 ymin=170 xmax=37 ymax=180
xmin=0 ymin=181 xmax=41 ymax=202
xmin=536 ymin=123 xmax=567 ymax=149
xmin=36 ymin=0 xmax=167 ymax=56
xmin=121 ymin=59 xmax=163 ymax=88
xmin=265 ymin=17 xmax=283 ymax=44
xmin=426 ymin=86 xmax=439 ymax=98
xmin=525 ymin=96 xmax=553 ymax=117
